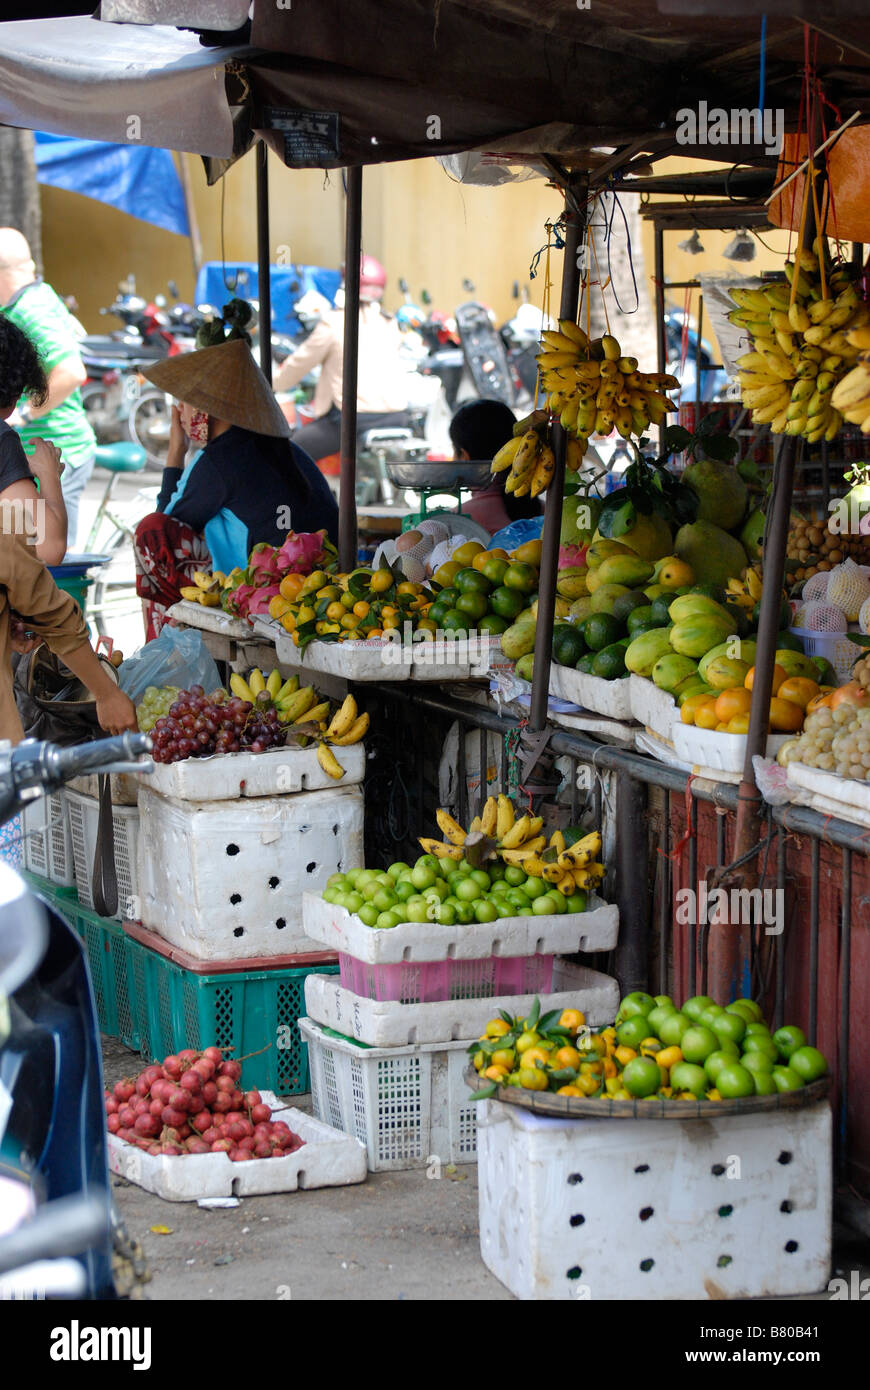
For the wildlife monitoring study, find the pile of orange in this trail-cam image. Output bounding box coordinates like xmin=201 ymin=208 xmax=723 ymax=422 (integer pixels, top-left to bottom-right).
xmin=680 ymin=664 xmax=832 ymax=735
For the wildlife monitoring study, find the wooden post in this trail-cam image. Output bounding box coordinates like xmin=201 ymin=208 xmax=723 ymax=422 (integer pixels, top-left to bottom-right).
xmin=338 ymin=166 xmax=363 ymax=573
xmin=256 ymin=143 xmax=272 ymax=384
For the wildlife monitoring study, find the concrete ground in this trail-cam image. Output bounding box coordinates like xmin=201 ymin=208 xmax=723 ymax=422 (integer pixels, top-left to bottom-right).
xmin=102 ymin=1038 xmax=870 ymax=1302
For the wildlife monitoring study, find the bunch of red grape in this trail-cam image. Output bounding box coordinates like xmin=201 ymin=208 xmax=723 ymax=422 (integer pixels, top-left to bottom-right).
xmin=150 ymin=685 xmax=286 ymax=763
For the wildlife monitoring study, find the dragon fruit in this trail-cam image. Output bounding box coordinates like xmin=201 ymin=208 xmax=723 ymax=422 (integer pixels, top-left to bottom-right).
xmin=275 ymin=530 xmax=335 ymax=575
xmin=247 ymin=542 xmax=283 ymax=585
xmin=246 ymin=584 xmax=281 ymax=617
xmin=221 ymin=582 xmax=258 ymax=618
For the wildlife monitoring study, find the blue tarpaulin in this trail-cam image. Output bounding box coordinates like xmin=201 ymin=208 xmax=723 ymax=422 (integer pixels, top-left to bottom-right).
xmin=194 ymin=261 xmax=342 ymax=339
xmin=34 ymin=131 xmax=189 ymax=237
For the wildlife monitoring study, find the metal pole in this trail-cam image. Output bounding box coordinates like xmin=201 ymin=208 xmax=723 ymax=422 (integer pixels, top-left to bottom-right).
xmin=256 ymin=143 xmax=272 ymax=384
xmin=612 ymin=771 xmax=650 ymax=993
xmin=528 ymin=182 xmax=586 ymax=730
xmin=338 ymin=166 xmax=363 ymax=573
xmin=654 ymin=223 xmax=667 ymax=452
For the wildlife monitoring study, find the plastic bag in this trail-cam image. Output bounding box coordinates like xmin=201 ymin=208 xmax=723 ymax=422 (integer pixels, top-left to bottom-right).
xmin=118 ymin=627 xmax=221 ymax=704
xmin=752 ymin=755 xmax=793 ymax=806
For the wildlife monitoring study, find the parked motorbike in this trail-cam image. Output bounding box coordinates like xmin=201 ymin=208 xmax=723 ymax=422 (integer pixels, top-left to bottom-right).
xmin=81 ymin=277 xmax=180 ymax=455
xmin=0 ymin=732 xmax=152 ymax=1300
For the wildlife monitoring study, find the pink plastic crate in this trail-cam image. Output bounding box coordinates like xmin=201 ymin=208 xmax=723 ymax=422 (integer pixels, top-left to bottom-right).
xmin=338 ymin=952 xmax=555 ymax=1003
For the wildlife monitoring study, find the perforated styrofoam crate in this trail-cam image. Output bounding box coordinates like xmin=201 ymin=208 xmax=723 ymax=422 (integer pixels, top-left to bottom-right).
xmin=338 ymin=951 xmax=555 ymax=1003
xmin=133 ymin=741 xmax=365 ymax=801
xmin=22 ymin=791 xmax=75 ymax=887
xmin=66 ymin=789 xmax=138 ymax=919
xmin=300 ymin=1017 xmax=479 ymax=1171
xmin=304 ymin=965 xmax=619 ymax=1047
xmin=137 ymin=785 xmax=364 ymax=960
xmin=476 ymin=1098 xmax=832 ymax=1300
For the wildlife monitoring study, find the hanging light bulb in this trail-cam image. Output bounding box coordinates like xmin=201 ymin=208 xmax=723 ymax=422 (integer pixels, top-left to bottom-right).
xmin=723 ymin=229 xmax=756 ymax=262
xmin=678 ymin=229 xmax=705 ymax=255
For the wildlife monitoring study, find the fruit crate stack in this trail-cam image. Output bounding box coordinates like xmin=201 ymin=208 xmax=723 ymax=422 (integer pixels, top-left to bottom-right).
xmin=298 ymin=860 xmax=620 ymax=1171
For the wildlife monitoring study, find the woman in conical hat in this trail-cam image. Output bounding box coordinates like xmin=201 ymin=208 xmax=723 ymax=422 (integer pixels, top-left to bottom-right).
xmin=132 ymin=338 xmax=337 ymax=638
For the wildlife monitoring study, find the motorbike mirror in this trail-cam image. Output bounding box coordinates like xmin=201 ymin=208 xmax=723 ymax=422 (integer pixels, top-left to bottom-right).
xmin=421 ymin=288 xmax=431 ymax=305
xmin=398 ymin=277 xmax=409 ymax=294
xmin=462 ymin=278 xmax=475 ymax=293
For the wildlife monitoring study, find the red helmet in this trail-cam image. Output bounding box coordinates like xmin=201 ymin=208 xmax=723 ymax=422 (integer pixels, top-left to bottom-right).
xmin=359 ymin=254 xmax=387 ymax=301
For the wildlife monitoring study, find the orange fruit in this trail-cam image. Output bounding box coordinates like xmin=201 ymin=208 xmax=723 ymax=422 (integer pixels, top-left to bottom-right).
xmin=657 ymin=1045 xmax=683 ymax=1070
xmin=268 ymin=594 xmax=292 ymax=620
xmin=614 ymin=1044 xmax=637 ymax=1067
xmin=714 ymin=687 xmax=752 ymax=722
xmin=522 ymin=1046 xmax=553 ymax=1069
xmin=353 ymin=600 xmax=370 ymax=618
xmin=715 ymin=721 xmax=731 ymax=731
xmin=768 ymin=696 xmax=804 ymax=732
xmin=554 ymin=1046 xmax=582 ymax=1070
xmin=452 ymin=540 xmax=485 ymax=567
xmin=556 ymin=1085 xmax=583 ymax=1096
xmin=777 ymin=677 xmax=820 ymax=710
xmin=558 ymin=1008 xmax=586 ymax=1032
xmin=745 ymin=663 xmax=787 ymax=694
xmin=806 ymin=688 xmax=835 ymax=713
xmin=280 ymin=611 xmax=297 ymax=633
xmin=279 ymin=572 xmax=305 ymax=600
xmin=681 ymin=692 xmax=716 ymax=725
xmin=694 ymin=701 xmax=720 ymax=730
xmin=727 ymin=713 xmax=750 ymax=734
xmin=370 ymin=569 xmax=395 ymax=594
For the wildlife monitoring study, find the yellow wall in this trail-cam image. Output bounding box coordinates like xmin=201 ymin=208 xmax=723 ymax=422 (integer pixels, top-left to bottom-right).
xmin=41 ymin=149 xmax=564 ymax=332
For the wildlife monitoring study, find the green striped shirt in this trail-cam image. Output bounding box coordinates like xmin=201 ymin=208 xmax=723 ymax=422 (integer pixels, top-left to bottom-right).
xmin=2 ymin=279 xmax=96 ymax=469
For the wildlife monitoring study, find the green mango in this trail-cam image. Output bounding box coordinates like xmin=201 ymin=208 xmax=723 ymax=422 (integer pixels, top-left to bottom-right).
xmin=651 ymin=654 xmax=699 ymax=692
xmin=515 ymin=653 xmax=535 ymax=681
xmin=677 ymin=678 xmax=716 ymax=706
xmin=501 ymin=619 xmax=538 ymax=661
xmin=698 ymin=638 xmax=757 ymax=683
xmin=624 ymin=626 xmax=675 ymax=677
xmin=775 ymin=649 xmax=822 ymax=681
xmin=668 ymin=594 xmax=735 ymax=626
xmin=703 ymin=655 xmax=751 ymax=690
xmin=670 ymin=616 xmax=735 ymax=659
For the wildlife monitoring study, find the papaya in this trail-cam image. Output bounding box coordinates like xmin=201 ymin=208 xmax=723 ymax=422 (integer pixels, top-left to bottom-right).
xmin=775 ymin=649 xmax=823 ymax=681
xmin=569 ymin=596 xmax=594 ymax=623
xmin=667 ymin=594 xmax=735 ymax=626
xmin=669 ymin=616 xmax=735 ymax=659
xmin=655 ymin=558 xmax=695 ymax=590
xmin=590 ymin=583 xmax=632 ymax=614
xmin=585 ymin=568 xmax=603 ymax=594
xmin=595 ymin=554 xmax=655 ymax=589
xmin=515 ymin=653 xmax=535 ymax=681
xmin=698 ymin=638 xmax=757 ymax=683
xmin=651 ymin=654 xmax=699 ymax=692
xmin=703 ymin=655 xmax=751 ymax=690
xmin=586 ymin=538 xmax=637 ymax=570
xmin=624 ymin=626 xmax=675 ymax=677
xmin=556 ymin=567 xmax=590 ymax=600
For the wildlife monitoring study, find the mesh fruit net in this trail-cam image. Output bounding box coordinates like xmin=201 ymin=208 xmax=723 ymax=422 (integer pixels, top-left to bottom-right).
xmin=825 ymin=559 xmax=870 ymax=621
xmin=859 ymin=595 xmax=870 ymax=635
xmin=802 ymin=571 xmax=830 ymax=602
xmin=792 ymin=601 xmax=848 ymax=632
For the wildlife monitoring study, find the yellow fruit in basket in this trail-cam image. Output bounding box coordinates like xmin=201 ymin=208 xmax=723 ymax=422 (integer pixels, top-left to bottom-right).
xmin=517 ymin=1067 xmax=550 ymax=1091
xmin=485 ymin=1017 xmax=512 ymax=1038
xmin=522 ymin=1046 xmax=554 ymax=1068
xmin=433 ymin=561 xmax=462 ymax=586
xmin=483 ymin=1065 xmax=510 ymax=1082
xmin=657 ymin=1045 xmax=683 ymax=1070
xmin=714 ymin=687 xmax=752 ymax=722
xmin=452 ymin=540 xmax=485 ymax=567
xmin=558 ymin=1008 xmax=586 ymax=1032
xmin=694 ymin=701 xmax=720 ymax=730
xmin=556 ymin=1085 xmax=583 ymax=1096
xmin=745 ymin=663 xmax=787 ymax=693
xmin=777 ymin=676 xmax=820 ymax=709
xmin=554 ymin=1046 xmax=582 ymax=1070
xmin=614 ymin=1045 xmax=637 ymax=1067
xmin=727 ymin=713 xmax=751 ymax=734
xmin=681 ymin=692 xmax=715 ymax=725
xmin=715 ymin=721 xmax=731 ymax=731
xmin=768 ymin=697 xmax=804 ymax=732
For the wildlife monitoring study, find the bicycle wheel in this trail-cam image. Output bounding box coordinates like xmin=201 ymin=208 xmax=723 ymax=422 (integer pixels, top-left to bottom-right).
xmin=88 ymin=530 xmax=143 ymax=642
xmin=128 ymin=389 xmax=170 ymax=467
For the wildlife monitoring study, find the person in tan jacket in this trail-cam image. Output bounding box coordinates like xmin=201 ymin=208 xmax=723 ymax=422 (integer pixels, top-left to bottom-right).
xmin=0 ymin=529 xmax=137 ymax=743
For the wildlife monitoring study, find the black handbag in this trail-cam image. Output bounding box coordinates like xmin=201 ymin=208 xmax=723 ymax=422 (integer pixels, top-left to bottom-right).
xmin=14 ymin=645 xmax=122 ymax=916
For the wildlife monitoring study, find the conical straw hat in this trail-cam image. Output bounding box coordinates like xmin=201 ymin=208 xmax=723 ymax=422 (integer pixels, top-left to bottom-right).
xmin=143 ymin=338 xmax=290 ymax=438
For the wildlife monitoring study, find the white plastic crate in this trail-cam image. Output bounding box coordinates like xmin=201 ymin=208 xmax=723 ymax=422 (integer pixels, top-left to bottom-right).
xmin=300 ymin=1017 xmax=478 ymax=1171
xmin=66 ymin=789 xmax=138 ymax=918
xmin=671 ymin=721 xmax=789 ymax=772
xmin=304 ymin=964 xmax=619 ymax=1047
xmin=137 ymin=785 xmax=364 ymax=959
xmin=22 ymin=791 xmax=75 ymax=887
xmin=788 ymin=625 xmax=863 ymax=684
xmin=134 ymin=741 xmax=365 ymax=802
xmin=301 ymin=891 xmax=619 ymax=963
xmin=629 ymin=676 xmax=677 ymax=740
xmin=548 ymin=663 xmax=633 ymax=720
xmin=477 ymin=1098 xmax=832 ymax=1300
xmin=108 ymin=1094 xmax=367 ymax=1200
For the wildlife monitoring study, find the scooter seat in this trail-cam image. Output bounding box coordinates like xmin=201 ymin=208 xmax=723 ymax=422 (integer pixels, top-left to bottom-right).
xmin=94 ymin=442 xmax=147 ymax=474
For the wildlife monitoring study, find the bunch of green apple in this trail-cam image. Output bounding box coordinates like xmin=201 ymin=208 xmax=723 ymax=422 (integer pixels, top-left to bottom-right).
xmin=615 ymin=989 xmax=828 ymax=1099
xmin=322 ymin=853 xmax=589 ymax=929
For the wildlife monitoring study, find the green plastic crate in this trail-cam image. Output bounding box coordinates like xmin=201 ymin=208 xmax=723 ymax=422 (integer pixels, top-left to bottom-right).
xmin=74 ymin=903 xmax=140 ymax=1051
xmin=21 ymin=873 xmax=139 ymax=1051
xmin=126 ymin=935 xmax=338 ymax=1095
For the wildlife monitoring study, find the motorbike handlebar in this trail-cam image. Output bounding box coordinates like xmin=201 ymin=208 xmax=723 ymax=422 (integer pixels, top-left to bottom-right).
xmin=52 ymin=732 xmax=152 ymax=779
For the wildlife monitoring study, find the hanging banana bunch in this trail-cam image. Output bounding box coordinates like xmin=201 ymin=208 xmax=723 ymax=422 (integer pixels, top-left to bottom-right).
xmin=730 ymin=238 xmax=869 ymax=443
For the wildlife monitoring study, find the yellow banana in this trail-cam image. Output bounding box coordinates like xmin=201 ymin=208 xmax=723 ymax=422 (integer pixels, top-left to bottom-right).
xmin=550 ymin=829 xmax=566 ymax=855
xmin=417 ymin=837 xmax=464 ymax=861
xmin=536 ymin=350 xmax=582 ymax=369
xmin=558 ymin=319 xmax=589 ymax=347
xmin=469 ymin=816 xmax=482 ymax=834
xmin=481 ymin=796 xmax=498 ymax=837
xmin=491 ymin=435 xmax=524 ymax=474
xmin=294 ymin=700 xmax=330 ymax=725
xmin=316 ymin=743 xmax=346 ymax=780
xmin=326 ymin=693 xmax=358 ymax=739
xmin=278 ymin=685 xmax=316 ymax=721
xmin=330 ymin=712 xmax=370 ymax=745
xmin=496 ymin=795 xmax=515 ymax=840
xmin=501 ymin=814 xmax=532 ymax=849
xmin=266 ymin=669 xmax=283 ymax=698
xmin=436 ymin=808 xmax=467 ymax=846
xmin=248 ymin=668 xmax=266 ymax=696
xmin=276 ymin=675 xmax=300 ymax=702
xmin=229 ymin=673 xmax=255 ymax=702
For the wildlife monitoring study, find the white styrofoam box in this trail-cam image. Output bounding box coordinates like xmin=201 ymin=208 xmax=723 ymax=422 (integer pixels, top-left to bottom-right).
xmin=132 ymin=741 xmax=365 ymax=802
xmin=22 ymin=791 xmax=75 ymax=887
xmin=258 ymin=618 xmax=502 ymax=683
xmin=67 ymin=773 xmax=139 ymax=806
xmin=166 ymin=599 xmax=254 ymax=639
xmin=304 ymin=966 xmax=619 ymax=1047
xmin=137 ymin=785 xmax=364 ymax=959
xmin=300 ymin=1017 xmax=478 ymax=1171
xmin=671 ymin=721 xmax=789 ymax=773
xmin=549 ymin=663 xmax=633 ymax=720
xmin=629 ymin=675 xmax=677 ymax=740
xmin=477 ymin=1097 xmax=832 ymax=1301
xmin=787 ymin=761 xmax=870 ymax=827
xmin=66 ymin=789 xmax=138 ymax=919
xmin=547 ymin=708 xmax=636 ymax=747
xmin=301 ymin=890 xmax=619 ymax=963
xmin=107 ymin=1094 xmax=367 ymax=1199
